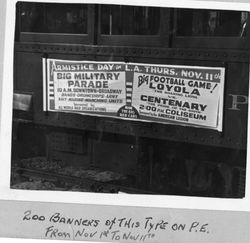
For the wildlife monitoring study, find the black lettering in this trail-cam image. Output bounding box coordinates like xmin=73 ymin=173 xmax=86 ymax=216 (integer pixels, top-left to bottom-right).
xmin=200 ymin=224 xmax=209 ymax=233
xmin=23 ymin=210 xmax=31 ymax=221
xmin=189 ymin=222 xmax=199 ymax=232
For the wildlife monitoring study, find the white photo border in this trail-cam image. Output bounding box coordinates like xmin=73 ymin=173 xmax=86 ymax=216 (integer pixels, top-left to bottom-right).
xmin=1 ymin=0 xmax=250 ymax=212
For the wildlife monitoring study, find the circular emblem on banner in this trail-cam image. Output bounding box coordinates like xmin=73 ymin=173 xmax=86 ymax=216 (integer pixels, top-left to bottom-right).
xmin=117 ymin=105 xmax=139 ymax=119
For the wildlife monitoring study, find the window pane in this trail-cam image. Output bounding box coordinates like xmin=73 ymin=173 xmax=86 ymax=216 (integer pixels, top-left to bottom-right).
xmin=176 ymin=9 xmax=248 ymax=37
xmin=20 ymin=3 xmax=44 ymax=32
xmin=101 ymin=5 xmax=161 ymax=35
xmin=20 ymin=2 xmax=88 ymax=34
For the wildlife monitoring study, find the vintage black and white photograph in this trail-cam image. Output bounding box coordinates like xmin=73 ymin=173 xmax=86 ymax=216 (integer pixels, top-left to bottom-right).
xmin=10 ymin=1 xmax=249 ymax=199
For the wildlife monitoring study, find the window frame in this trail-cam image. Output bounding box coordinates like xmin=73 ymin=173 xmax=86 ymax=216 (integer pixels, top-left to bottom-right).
xmin=17 ymin=2 xmax=95 ymax=45
xmin=172 ymin=9 xmax=250 ymax=49
xmin=97 ymin=6 xmax=170 ymax=47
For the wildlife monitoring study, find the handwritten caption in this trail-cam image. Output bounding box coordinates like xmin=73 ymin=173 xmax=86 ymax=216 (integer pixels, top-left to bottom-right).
xmin=23 ymin=210 xmax=210 ymax=242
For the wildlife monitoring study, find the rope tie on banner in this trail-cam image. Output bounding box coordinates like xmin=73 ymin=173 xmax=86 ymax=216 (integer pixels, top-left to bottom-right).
xmin=42 ymin=53 xmax=49 ymax=116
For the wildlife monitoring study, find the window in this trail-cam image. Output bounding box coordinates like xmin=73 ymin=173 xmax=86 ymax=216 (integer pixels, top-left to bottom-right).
xmin=20 ymin=3 xmax=88 ymax=34
xmin=176 ymin=10 xmax=248 ymax=37
xmin=98 ymin=5 xmax=169 ymax=47
xmin=173 ymin=9 xmax=249 ymax=49
xmin=101 ymin=5 xmax=160 ymax=35
xmin=17 ymin=2 xmax=93 ymax=44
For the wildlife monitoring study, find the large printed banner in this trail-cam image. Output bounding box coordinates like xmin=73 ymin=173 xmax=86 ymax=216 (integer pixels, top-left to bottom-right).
xmin=43 ymin=59 xmax=225 ymax=131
